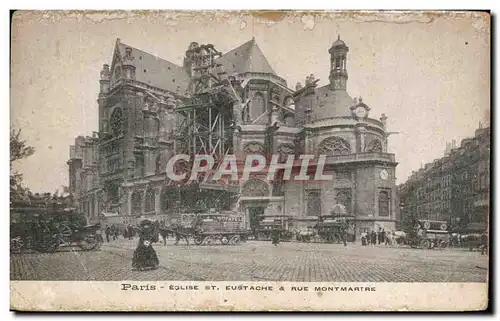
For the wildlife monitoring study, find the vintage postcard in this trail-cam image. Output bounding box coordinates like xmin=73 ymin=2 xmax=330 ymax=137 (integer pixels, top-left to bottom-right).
xmin=10 ymin=10 xmax=490 ymax=311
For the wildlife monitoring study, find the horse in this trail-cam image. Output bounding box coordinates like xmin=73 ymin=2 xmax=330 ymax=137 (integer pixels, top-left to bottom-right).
xmin=391 ymin=231 xmax=407 ymax=245
xmin=158 ymin=224 xmax=194 ymax=246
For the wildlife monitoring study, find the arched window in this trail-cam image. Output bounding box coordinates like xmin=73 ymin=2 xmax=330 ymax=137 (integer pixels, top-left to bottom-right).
xmin=105 ymin=181 xmax=119 ymax=204
xmin=250 ymin=92 xmax=265 ymax=121
xmin=114 ymin=66 xmax=122 ymax=80
xmin=131 ymin=190 xmax=143 ymax=215
xmin=110 ymin=108 xmax=124 ymax=136
xmin=366 ymin=139 xmax=383 ymax=153
xmin=145 ymin=187 xmax=155 ymax=213
xmin=318 ymin=137 xmax=351 ymax=156
xmin=378 ymin=190 xmax=390 ymax=217
xmin=242 ymin=179 xmax=269 ymax=197
xmin=336 ymin=189 xmax=352 ymax=214
xmin=155 ymin=154 xmax=161 ymax=174
xmin=306 ymin=189 xmax=322 ymax=216
xmin=152 ymin=118 xmax=160 ymax=137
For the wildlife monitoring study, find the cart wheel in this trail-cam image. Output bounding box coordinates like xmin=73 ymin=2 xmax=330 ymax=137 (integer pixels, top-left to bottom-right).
xmin=420 ymin=240 xmax=430 ymax=249
xmin=194 ymin=235 xmax=203 ymax=245
xmin=230 ymin=235 xmax=240 ymax=245
xmin=429 ymin=242 xmax=436 ymax=249
xmin=78 ymin=235 xmax=97 ymax=251
xmin=439 ymin=241 xmax=448 ymax=249
xmin=204 ymin=236 xmax=214 ymax=246
xmin=10 ymin=238 xmax=23 ymax=253
xmin=43 ymin=241 xmax=59 ymax=253
xmin=221 ymin=236 xmax=230 ymax=245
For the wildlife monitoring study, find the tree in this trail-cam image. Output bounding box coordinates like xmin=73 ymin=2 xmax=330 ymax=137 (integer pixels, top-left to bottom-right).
xmin=10 ymin=129 xmax=35 ymax=199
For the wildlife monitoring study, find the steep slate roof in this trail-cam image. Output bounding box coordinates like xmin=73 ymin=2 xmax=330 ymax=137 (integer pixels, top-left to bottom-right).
xmin=216 ymin=38 xmax=276 ymax=75
xmin=116 ymin=41 xmax=190 ymax=93
xmin=113 ymin=38 xmax=275 ymax=93
xmin=310 ymin=85 xmax=356 ymax=120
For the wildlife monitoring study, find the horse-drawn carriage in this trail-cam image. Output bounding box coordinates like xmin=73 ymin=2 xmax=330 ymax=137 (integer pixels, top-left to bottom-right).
xmin=160 ymin=211 xmax=251 ymax=245
xmin=10 ymin=203 xmax=102 ymax=253
xmin=255 ymin=216 xmax=293 ymax=242
xmin=407 ymin=219 xmax=450 ymax=249
xmin=314 ymin=216 xmax=353 ymax=243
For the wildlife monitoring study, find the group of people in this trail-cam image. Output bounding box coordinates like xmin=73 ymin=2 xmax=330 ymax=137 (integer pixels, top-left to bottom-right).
xmin=360 ymin=229 xmax=391 ymax=246
xmin=103 ymin=224 xmax=138 ymax=242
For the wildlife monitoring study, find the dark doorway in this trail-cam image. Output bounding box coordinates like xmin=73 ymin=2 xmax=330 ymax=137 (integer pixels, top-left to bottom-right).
xmin=249 ymin=207 xmax=265 ymax=236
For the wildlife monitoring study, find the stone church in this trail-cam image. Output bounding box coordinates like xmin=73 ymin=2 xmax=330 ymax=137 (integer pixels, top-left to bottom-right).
xmin=68 ymin=36 xmax=399 ymax=236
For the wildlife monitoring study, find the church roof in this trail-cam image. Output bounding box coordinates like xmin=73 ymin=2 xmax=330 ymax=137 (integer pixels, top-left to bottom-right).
xmin=216 ymin=38 xmax=276 ymax=75
xmin=116 ymin=41 xmax=190 ymax=94
xmin=310 ymin=85 xmax=356 ymax=120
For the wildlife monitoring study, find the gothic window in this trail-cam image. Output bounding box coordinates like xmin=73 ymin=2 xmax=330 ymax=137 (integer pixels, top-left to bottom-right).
xmin=152 ymin=118 xmax=160 ymax=137
xmin=143 ymin=114 xmax=153 ymax=138
xmin=250 ymin=92 xmax=265 ymax=121
xmin=378 ymin=190 xmax=390 ymax=217
xmin=114 ymin=66 xmax=122 ymax=81
xmin=306 ymin=189 xmax=322 ymax=216
xmin=135 ymin=154 xmax=144 ymax=177
xmin=105 ymin=181 xmax=119 ymax=204
xmin=145 ymin=187 xmax=155 ymax=213
xmin=318 ymin=137 xmax=351 ymax=156
xmin=336 ymin=189 xmax=352 ymax=214
xmin=110 ymin=108 xmax=124 ymax=136
xmin=366 ymin=139 xmax=383 ymax=153
xmin=242 ymin=179 xmax=269 ymax=197
xmin=155 ymin=154 xmax=161 ymax=174
xmin=131 ymin=190 xmax=143 ymax=215
xmin=90 ymin=197 xmax=95 ymax=218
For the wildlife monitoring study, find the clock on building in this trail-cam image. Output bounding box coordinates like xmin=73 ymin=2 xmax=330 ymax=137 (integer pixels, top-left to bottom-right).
xmin=380 ymin=169 xmax=389 ymax=180
xmin=354 ymin=106 xmax=367 ymax=119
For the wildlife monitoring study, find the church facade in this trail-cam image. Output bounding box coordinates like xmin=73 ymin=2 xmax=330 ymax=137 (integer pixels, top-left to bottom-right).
xmin=68 ymin=37 xmax=399 ymax=236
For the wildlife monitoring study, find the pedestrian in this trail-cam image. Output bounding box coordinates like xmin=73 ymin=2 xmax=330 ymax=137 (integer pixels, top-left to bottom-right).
xmin=110 ymin=225 xmax=116 ymax=240
xmin=105 ymin=225 xmax=111 ymax=242
xmin=381 ymin=229 xmax=386 ymax=245
xmin=132 ymin=219 xmax=159 ymax=271
xmin=385 ymin=231 xmax=392 ymax=245
xmin=371 ymin=231 xmax=377 ymax=246
xmin=127 ymin=224 xmax=134 ymax=240
xmin=361 ymin=230 xmax=367 ymax=246
xmin=480 ymin=231 xmax=488 ymax=255
xmin=271 ymin=229 xmax=280 ymax=246
xmin=114 ymin=227 xmax=119 ymax=240
xmin=341 ymin=230 xmax=347 ymax=247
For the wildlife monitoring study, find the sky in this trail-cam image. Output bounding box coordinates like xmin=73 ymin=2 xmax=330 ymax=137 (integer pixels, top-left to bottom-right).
xmin=10 ymin=11 xmax=490 ymax=193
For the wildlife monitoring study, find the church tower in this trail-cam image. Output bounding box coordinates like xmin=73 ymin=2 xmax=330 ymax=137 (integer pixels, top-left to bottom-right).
xmin=328 ymin=35 xmax=349 ymax=91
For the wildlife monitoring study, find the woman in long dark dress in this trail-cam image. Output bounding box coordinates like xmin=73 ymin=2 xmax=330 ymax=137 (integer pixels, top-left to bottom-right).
xmin=132 ymin=219 xmax=159 ymax=271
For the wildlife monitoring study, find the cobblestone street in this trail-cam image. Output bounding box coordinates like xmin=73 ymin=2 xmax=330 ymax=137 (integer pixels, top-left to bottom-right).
xmin=10 ymin=239 xmax=488 ymax=282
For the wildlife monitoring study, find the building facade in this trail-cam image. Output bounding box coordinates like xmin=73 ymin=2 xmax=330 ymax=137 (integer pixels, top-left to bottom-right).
xmin=398 ymin=124 xmax=490 ymax=229
xmin=68 ymin=37 xmax=399 ymax=235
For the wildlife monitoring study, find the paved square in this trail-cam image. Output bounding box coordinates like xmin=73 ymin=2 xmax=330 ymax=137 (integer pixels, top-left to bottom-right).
xmin=10 ymin=239 xmax=488 ymax=282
